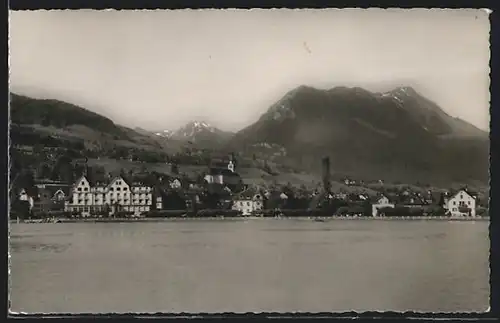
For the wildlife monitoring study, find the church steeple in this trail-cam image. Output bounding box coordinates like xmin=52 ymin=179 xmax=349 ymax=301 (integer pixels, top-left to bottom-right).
xmin=228 ymin=152 xmax=236 ymax=172
xmin=228 ymin=160 xmax=235 ymax=173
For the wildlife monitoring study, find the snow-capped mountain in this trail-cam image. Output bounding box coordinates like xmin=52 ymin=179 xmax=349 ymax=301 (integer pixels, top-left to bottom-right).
xmin=167 ymin=120 xmax=234 ymax=147
xmin=173 ymin=121 xmax=218 ymax=139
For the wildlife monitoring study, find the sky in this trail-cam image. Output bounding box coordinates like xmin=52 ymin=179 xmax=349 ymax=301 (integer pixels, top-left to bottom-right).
xmin=9 ymin=8 xmax=491 ymax=132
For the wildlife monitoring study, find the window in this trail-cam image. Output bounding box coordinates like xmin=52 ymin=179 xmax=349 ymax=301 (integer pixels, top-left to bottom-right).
xmin=78 ymin=188 xmax=82 ymax=192
xmin=84 ymin=187 xmax=88 ymax=192
xmin=460 ymin=194 xmax=463 ymax=199
xmin=453 ymin=201 xmax=456 ymax=205
xmin=84 ymin=207 xmax=89 ymax=212
xmin=110 ymin=188 xmax=114 ymax=192
xmin=117 ymin=181 xmax=121 ymax=185
xmin=117 ymin=187 xmax=121 ymax=191
xmin=247 ymin=202 xmax=251 ymax=206
xmin=467 ymin=201 xmax=471 ymax=205
xmin=123 ymin=187 xmax=128 ymax=191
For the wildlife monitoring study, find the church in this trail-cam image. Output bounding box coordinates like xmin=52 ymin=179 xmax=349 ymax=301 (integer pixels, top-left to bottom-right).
xmin=203 ymin=154 xmax=244 ymax=192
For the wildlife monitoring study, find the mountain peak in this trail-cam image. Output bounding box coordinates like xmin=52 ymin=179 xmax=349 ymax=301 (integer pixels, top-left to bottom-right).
xmin=177 ymin=120 xmax=217 ymax=135
xmin=186 ymin=120 xmax=212 ymax=129
xmin=171 ymin=120 xmax=235 ymax=145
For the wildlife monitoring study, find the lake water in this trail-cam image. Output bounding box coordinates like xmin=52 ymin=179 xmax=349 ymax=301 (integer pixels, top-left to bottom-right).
xmin=9 ymin=219 xmax=490 ymax=314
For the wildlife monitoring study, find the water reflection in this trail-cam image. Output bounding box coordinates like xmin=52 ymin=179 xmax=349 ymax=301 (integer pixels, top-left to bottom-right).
xmin=9 ymin=220 xmax=489 ymax=314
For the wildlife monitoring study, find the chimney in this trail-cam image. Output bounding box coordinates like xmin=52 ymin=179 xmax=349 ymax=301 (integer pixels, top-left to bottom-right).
xmin=322 ymin=157 xmax=331 ymax=194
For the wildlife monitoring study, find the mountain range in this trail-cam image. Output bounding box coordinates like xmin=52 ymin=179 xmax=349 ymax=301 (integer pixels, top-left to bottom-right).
xmin=152 ymin=121 xmax=234 ymax=148
xmin=9 ymin=85 xmax=490 ymax=186
xmin=228 ymin=85 xmax=489 ymax=184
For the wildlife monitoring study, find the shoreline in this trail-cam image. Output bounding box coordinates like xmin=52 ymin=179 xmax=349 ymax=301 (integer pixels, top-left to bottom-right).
xmin=10 ymin=216 xmax=490 ymax=224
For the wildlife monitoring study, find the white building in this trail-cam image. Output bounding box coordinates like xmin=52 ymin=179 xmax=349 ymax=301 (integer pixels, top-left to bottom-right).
xmin=204 ymin=173 xmax=223 ymax=184
xmin=52 ymin=189 xmax=66 ymax=202
xmin=204 ymin=158 xmax=234 ymax=184
xmin=18 ymin=189 xmax=34 ymax=211
xmin=227 ymin=160 xmax=235 ymax=173
xmin=232 ymin=190 xmax=264 ymax=216
xmin=154 ymin=187 xmax=163 ymax=210
xmin=372 ymin=195 xmax=395 ymax=217
xmin=64 ymin=175 xmax=153 ymax=217
xmin=444 ymin=189 xmax=476 ymax=217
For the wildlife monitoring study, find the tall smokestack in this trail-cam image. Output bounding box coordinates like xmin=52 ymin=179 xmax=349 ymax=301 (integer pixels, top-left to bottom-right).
xmin=322 ymin=157 xmax=331 ymax=194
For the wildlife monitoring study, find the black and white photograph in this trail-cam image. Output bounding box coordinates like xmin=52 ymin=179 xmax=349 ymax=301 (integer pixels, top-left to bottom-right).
xmin=8 ymin=8 xmax=491 ymax=314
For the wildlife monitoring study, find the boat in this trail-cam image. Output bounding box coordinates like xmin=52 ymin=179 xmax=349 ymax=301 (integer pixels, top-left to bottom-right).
xmin=314 ymin=218 xmax=326 ymax=222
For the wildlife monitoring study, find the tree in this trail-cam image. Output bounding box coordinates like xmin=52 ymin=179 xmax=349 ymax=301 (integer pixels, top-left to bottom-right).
xmin=438 ymin=193 xmax=446 ymax=207
xmin=164 ymin=190 xmax=187 ymax=210
xmin=201 ymin=190 xmax=222 ymax=210
xmin=103 ymin=204 xmax=111 ymax=217
xmin=11 ymin=200 xmax=31 ymax=220
xmin=17 ymin=170 xmax=36 ymax=196
xmin=37 ymin=163 xmax=52 ymax=180
xmin=92 ymin=165 xmax=106 ymax=180
xmin=361 ymin=199 xmax=372 ymax=217
xmin=171 ymin=163 xmax=179 ymax=175
xmin=33 ymin=144 xmax=43 ymax=155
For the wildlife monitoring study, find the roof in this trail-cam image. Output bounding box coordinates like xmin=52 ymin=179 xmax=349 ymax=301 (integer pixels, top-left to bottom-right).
xmin=71 ymin=175 xmax=88 ymax=191
xmin=398 ymin=196 xmax=428 ymax=205
xmin=35 ymin=186 xmax=69 ymax=201
xmin=373 ymin=194 xmax=395 ymax=203
xmin=234 ymin=187 xmax=263 ymax=200
xmin=119 ymin=174 xmax=140 ymax=187
xmin=448 ymin=188 xmax=478 ymax=199
xmin=209 ymin=167 xmax=225 ymax=175
xmin=34 ymin=179 xmax=71 ymax=186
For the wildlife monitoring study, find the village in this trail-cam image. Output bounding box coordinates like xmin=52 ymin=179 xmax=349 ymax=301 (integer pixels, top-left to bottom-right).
xmin=9 ymin=152 xmax=490 ymax=221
